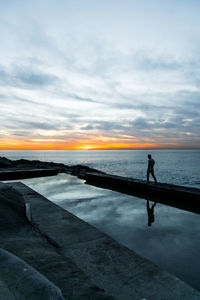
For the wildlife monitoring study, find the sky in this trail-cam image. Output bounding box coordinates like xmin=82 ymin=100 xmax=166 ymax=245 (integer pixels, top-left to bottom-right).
xmin=0 ymin=0 xmax=200 ymax=150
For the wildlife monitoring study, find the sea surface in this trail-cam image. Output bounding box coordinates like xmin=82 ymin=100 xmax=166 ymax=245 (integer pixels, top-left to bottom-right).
xmin=1 ymin=149 xmax=200 ymax=188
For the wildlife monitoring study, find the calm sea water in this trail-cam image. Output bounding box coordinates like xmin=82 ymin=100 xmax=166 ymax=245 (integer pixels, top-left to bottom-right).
xmin=1 ymin=149 xmax=200 ymax=188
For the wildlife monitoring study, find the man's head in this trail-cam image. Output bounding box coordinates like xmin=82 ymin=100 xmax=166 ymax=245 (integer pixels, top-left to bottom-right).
xmin=148 ymin=154 xmax=151 ymax=159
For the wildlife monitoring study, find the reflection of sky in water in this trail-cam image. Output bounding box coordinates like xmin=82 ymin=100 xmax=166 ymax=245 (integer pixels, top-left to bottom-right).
xmin=21 ymin=174 xmax=200 ymax=290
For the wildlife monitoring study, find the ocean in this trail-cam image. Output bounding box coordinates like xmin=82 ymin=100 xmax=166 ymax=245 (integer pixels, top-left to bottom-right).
xmin=0 ymin=149 xmax=200 ymax=188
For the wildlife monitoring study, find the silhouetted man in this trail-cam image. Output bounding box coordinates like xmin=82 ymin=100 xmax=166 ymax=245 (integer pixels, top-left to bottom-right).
xmin=147 ymin=154 xmax=157 ymax=183
xmin=147 ymin=200 xmax=156 ymax=226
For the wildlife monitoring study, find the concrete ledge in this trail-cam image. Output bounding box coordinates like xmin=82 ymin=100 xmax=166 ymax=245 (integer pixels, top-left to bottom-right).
xmin=82 ymin=172 xmax=200 ymax=213
xmin=0 ymin=169 xmax=59 ymax=180
xmin=0 ymin=248 xmax=65 ymax=300
xmin=0 ymin=279 xmax=15 ymax=300
xmin=0 ymin=182 xmax=116 ymax=300
xmin=83 ymin=172 xmax=200 ymax=200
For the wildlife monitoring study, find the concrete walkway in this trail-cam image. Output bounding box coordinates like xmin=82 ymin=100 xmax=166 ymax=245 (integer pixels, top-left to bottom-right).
xmin=0 ymin=168 xmax=58 ymax=180
xmin=0 ymin=182 xmax=114 ymax=300
xmin=83 ymin=172 xmax=200 ymax=201
xmin=0 ymin=248 xmax=64 ymax=300
xmin=82 ymin=172 xmax=200 ymax=214
xmin=4 ymin=181 xmax=200 ymax=300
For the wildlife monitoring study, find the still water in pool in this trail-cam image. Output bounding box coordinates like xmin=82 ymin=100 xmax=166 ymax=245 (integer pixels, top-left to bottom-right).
xmin=21 ymin=173 xmax=200 ymax=291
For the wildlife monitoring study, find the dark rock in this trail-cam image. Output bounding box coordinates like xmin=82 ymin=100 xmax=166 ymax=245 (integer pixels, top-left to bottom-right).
xmin=0 ymin=157 xmax=15 ymax=168
xmin=67 ymin=164 xmax=105 ymax=177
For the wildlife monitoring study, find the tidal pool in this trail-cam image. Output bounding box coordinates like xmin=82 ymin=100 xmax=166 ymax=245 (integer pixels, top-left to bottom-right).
xmin=21 ymin=173 xmax=200 ymax=291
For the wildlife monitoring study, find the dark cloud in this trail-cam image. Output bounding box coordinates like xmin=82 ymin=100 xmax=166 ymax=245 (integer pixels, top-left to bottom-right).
xmin=0 ymin=92 xmax=81 ymax=124
xmin=12 ymin=131 xmax=30 ymax=137
xmin=17 ymin=70 xmax=57 ymax=87
xmin=70 ymin=94 xmax=100 ymax=103
xmin=0 ymin=63 xmax=58 ymax=88
xmin=3 ymin=117 xmax=75 ymax=133
xmin=0 ymin=120 xmax=58 ymax=133
xmin=81 ymin=120 xmax=128 ymax=132
xmin=81 ymin=124 xmax=94 ymax=130
xmin=0 ymin=65 xmax=7 ymax=78
xmin=18 ymin=120 xmax=58 ymax=130
xmin=80 ymin=116 xmax=182 ymax=137
xmin=130 ymin=117 xmax=178 ymax=130
xmin=135 ymin=55 xmax=182 ymax=71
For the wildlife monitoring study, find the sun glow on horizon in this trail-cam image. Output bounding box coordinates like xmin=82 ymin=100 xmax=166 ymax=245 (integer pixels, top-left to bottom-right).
xmin=0 ymin=138 xmax=183 ymax=150
xmin=76 ymin=145 xmax=97 ymax=150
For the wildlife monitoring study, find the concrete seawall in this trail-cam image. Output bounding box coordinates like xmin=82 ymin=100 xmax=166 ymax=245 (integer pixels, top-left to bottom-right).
xmin=0 ymin=168 xmax=59 ymax=180
xmin=0 ymin=182 xmax=114 ymax=300
xmin=1 ymin=181 xmax=200 ymax=299
xmin=81 ymin=172 xmax=200 ymax=214
xmin=0 ymin=248 xmax=65 ymax=300
xmin=82 ymin=172 xmax=200 ymax=201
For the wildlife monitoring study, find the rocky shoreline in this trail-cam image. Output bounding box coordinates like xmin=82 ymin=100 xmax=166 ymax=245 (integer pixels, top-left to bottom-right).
xmin=0 ymin=156 xmax=104 ymax=176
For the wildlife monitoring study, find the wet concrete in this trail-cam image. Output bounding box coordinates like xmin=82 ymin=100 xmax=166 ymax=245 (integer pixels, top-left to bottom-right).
xmin=1 ymin=181 xmax=199 ymax=300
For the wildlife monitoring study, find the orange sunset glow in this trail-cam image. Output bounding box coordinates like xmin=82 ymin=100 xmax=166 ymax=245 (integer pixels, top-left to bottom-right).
xmin=0 ymin=137 xmax=179 ymax=150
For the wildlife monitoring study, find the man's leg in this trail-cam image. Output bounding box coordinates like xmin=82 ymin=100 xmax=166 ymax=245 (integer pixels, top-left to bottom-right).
xmin=147 ymin=171 xmax=150 ymax=183
xmin=151 ymin=170 xmax=157 ymax=183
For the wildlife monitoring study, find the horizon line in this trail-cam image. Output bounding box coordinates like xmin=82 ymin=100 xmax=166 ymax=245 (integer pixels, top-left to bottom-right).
xmin=0 ymin=148 xmax=200 ymax=151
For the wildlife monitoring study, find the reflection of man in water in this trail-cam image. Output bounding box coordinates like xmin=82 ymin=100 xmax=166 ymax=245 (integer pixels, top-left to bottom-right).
xmin=147 ymin=200 xmax=156 ymax=226
xmin=147 ymin=154 xmax=157 ymax=183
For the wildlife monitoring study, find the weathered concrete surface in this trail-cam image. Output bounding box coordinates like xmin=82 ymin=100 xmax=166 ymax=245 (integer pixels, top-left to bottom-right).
xmin=9 ymin=181 xmax=200 ymax=300
xmin=0 ymin=182 xmax=115 ymax=300
xmin=0 ymin=168 xmax=59 ymax=180
xmin=0 ymin=248 xmax=65 ymax=300
xmin=83 ymin=172 xmax=200 ymax=201
xmin=0 ymin=279 xmax=16 ymax=300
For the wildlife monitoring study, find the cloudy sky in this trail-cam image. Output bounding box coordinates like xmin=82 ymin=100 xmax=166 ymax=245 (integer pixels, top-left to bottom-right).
xmin=0 ymin=0 xmax=200 ymax=150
